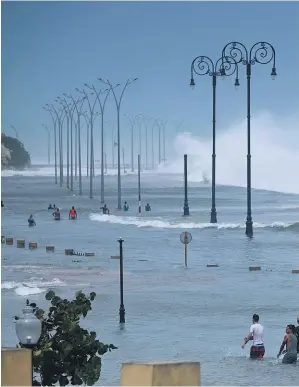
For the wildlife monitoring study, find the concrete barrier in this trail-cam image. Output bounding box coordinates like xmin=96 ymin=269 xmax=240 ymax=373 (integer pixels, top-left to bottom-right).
xmin=65 ymin=249 xmax=74 ymax=255
xmin=46 ymin=246 xmax=55 ymax=252
xmin=207 ymin=264 xmax=218 ymax=268
xmin=17 ymin=240 xmax=25 ymax=248
xmin=111 ymin=255 xmax=120 ymax=259
xmin=292 ymin=269 xmax=299 ymax=274
xmin=121 ymin=361 xmax=201 ymax=386
xmin=249 ymin=266 xmax=261 ymax=271
xmin=85 ymin=252 xmax=95 ymax=257
xmin=6 ymin=237 xmax=13 ymax=246
xmin=29 ymin=242 xmax=38 ymax=249
xmin=1 ymin=348 xmax=32 ymax=386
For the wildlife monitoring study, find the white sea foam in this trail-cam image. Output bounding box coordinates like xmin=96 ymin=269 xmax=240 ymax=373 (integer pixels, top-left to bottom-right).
xmin=1 ymin=277 xmax=66 ymax=296
xmin=90 ymin=213 xmax=298 ymax=230
xmin=158 ymin=111 xmax=299 ymax=194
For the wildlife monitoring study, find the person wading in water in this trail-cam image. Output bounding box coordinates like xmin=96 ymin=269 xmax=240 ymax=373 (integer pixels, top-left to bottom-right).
xmin=242 ymin=314 xmax=265 ymax=359
xmin=277 ymin=325 xmax=298 ymax=364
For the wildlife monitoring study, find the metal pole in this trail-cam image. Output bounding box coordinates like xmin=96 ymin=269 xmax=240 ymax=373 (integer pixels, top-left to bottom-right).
xmin=131 ymin=125 xmax=134 ymax=172
xmin=145 ymin=123 xmax=148 ymax=169
xmin=47 ymin=129 xmax=50 ymax=165
xmin=152 ymin=123 xmax=155 ymax=169
xmin=101 ymin=112 xmax=104 ymax=202
xmin=117 ymin=108 xmax=121 ymax=208
xmin=138 ymin=154 xmax=141 ymax=216
xmin=184 ymin=242 xmax=187 ymax=267
xmin=75 ymin=122 xmax=78 ymax=180
xmin=138 ymin=121 xmax=142 ymax=170
xmin=158 ymin=125 xmax=161 ymax=164
xmin=112 ymin=128 xmax=115 ymax=169
xmin=70 ymin=116 xmax=74 ymax=191
xmin=183 ymin=154 xmax=190 ymax=216
xmin=54 ymin=121 xmax=57 ymax=182
xmin=66 ymin=115 xmax=70 ymax=189
xmin=163 ymin=124 xmax=166 ymax=162
xmin=246 ymin=62 xmax=253 ymax=237
xmin=118 ymin=237 xmax=125 ymax=324
xmin=90 ymin=113 xmax=94 ymax=198
xmin=78 ymin=114 xmax=82 ymax=195
xmin=210 ymin=74 xmax=217 ymax=223
xmin=105 ymin=153 xmax=107 ymax=174
xmin=86 ymin=123 xmax=89 ymax=177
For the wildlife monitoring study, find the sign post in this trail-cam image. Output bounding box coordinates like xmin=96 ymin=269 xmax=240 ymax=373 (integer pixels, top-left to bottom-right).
xmin=180 ymin=231 xmax=192 ymax=267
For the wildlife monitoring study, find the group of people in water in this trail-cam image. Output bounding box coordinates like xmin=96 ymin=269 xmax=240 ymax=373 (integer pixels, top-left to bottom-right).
xmin=27 ymin=200 xmax=152 ymax=225
xmin=100 ymin=201 xmax=151 ymax=215
xmin=242 ymin=314 xmax=299 ymax=363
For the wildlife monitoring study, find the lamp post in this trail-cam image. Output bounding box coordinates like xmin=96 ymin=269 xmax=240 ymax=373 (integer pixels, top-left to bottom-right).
xmin=151 ymin=119 xmax=159 ymax=169
xmin=118 ymin=237 xmax=125 ymax=324
xmin=15 ymin=300 xmax=42 ymax=385
xmin=99 ymin=78 xmax=138 ymax=209
xmin=142 ymin=116 xmax=152 ymax=170
xmin=51 ymin=104 xmax=66 ymax=187
xmin=64 ymin=94 xmax=86 ymax=195
xmin=83 ymin=112 xmax=90 ymax=177
xmin=76 ymin=88 xmax=98 ymax=199
xmin=9 ymin=125 xmax=19 ymax=139
xmin=43 ymin=106 xmax=58 ymax=184
xmin=42 ymin=124 xmax=51 ymax=165
xmin=183 ymin=154 xmax=190 ymax=216
xmin=85 ymin=84 xmax=111 ymax=203
xmin=56 ymin=98 xmax=72 ymax=189
xmin=222 ymin=42 xmax=277 ymax=237
xmin=125 ymin=114 xmax=141 ymax=173
xmin=190 ymin=55 xmax=239 ymax=224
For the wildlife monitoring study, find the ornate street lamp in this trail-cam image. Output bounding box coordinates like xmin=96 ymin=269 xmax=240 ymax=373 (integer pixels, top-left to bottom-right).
xmin=190 ymin=55 xmax=239 ymax=223
xmin=222 ymin=41 xmax=276 ymax=237
xmin=15 ymin=300 xmax=42 ymax=384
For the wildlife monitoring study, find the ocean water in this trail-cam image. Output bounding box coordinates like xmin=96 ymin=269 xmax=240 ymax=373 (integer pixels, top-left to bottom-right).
xmin=1 ymin=168 xmax=299 ymax=386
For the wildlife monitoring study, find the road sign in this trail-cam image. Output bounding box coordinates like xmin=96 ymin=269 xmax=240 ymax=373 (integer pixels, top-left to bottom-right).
xmin=180 ymin=231 xmax=192 ymax=245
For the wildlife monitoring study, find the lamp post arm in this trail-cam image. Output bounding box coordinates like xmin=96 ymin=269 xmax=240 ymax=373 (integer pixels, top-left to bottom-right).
xmin=222 ymin=41 xmax=249 ymax=65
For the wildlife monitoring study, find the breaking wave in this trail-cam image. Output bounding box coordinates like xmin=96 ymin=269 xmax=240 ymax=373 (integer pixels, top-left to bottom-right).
xmin=1 ymin=277 xmax=66 ymax=296
xmin=90 ymin=213 xmax=299 ymax=231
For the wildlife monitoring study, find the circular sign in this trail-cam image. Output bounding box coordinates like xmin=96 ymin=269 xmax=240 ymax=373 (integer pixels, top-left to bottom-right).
xmin=180 ymin=231 xmax=192 ymax=244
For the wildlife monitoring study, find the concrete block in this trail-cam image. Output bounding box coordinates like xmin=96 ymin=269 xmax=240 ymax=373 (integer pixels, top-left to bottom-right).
xmin=121 ymin=361 xmax=201 ymax=386
xmin=65 ymin=249 xmax=74 ymax=255
xmin=292 ymin=269 xmax=299 ymax=274
xmin=5 ymin=237 xmax=13 ymax=246
xmin=1 ymin=235 xmax=5 ymax=244
xmin=249 ymin=266 xmax=261 ymax=271
xmin=29 ymin=242 xmax=38 ymax=249
xmin=1 ymin=347 xmax=32 ymax=386
xmin=111 ymin=255 xmax=120 ymax=259
xmin=46 ymin=246 xmax=55 ymax=252
xmin=207 ymin=264 xmax=218 ymax=267
xmin=17 ymin=240 xmax=25 ymax=248
xmin=85 ymin=252 xmax=95 ymax=257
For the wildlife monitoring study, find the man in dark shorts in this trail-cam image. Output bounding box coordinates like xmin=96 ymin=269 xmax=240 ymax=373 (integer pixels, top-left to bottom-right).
xmin=242 ymin=314 xmax=265 ymax=359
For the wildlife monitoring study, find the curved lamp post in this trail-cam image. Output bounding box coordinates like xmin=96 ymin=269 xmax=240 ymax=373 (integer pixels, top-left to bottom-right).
xmin=151 ymin=119 xmax=159 ymax=169
xmin=124 ymin=113 xmax=141 ymax=172
xmin=15 ymin=300 xmax=42 ymax=384
xmin=98 ymin=78 xmax=138 ymax=209
xmin=56 ymin=98 xmax=72 ymax=189
xmin=43 ymin=106 xmax=58 ymax=183
xmin=76 ymin=88 xmax=98 ymax=199
xmin=50 ymin=104 xmax=66 ymax=187
xmin=190 ymin=55 xmax=239 ymax=224
xmin=222 ymin=41 xmax=277 ymax=237
xmin=64 ymin=94 xmax=86 ymax=194
xmin=83 ymin=112 xmax=90 ymax=177
xmin=85 ymin=84 xmax=111 ymax=203
xmin=42 ymin=124 xmax=51 ymax=165
xmin=142 ymin=116 xmax=153 ymax=170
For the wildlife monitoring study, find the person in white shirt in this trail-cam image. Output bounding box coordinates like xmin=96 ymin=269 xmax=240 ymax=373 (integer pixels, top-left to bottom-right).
xmin=242 ymin=314 xmax=265 ymax=359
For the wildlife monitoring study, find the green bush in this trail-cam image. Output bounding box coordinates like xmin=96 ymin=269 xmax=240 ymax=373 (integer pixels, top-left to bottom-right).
xmin=16 ymin=291 xmax=117 ymax=386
